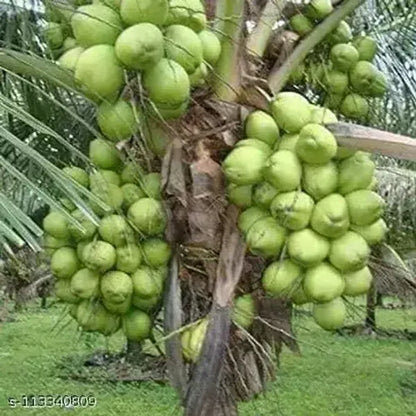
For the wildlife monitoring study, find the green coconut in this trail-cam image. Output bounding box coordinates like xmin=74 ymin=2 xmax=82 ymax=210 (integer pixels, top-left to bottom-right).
xmin=327 ymin=20 xmax=352 ymax=45
xmin=352 ymin=36 xmax=377 ymax=62
xmin=98 ymin=215 xmax=135 ymax=247
xmin=132 ymin=294 xmax=159 ymax=311
xmin=263 ymin=150 xmax=302 ymax=192
xmin=338 ymin=151 xmax=375 ymax=194
xmin=62 ymin=166 xmax=89 ymax=187
xmin=278 ymin=134 xmax=299 ymax=152
xmin=340 ymin=93 xmax=369 ymax=121
xmin=310 ymin=193 xmax=349 ymax=238
xmin=127 ymin=198 xmax=167 ymax=235
xmin=270 ymin=191 xmax=314 ymax=230
xmin=198 ymin=29 xmax=221 ymax=65
xmin=227 ymin=183 xmax=253 ymax=208
xmin=237 ymin=207 xmax=269 ymax=235
xmin=245 ymin=111 xmax=280 ymax=147
xmin=296 ymin=124 xmax=337 ymax=164
xmin=68 ymin=209 xmax=97 ymax=241
xmin=103 ymin=297 xmax=131 ymax=315
xmin=76 ymin=300 xmax=120 ymax=335
xmin=330 ymin=43 xmax=359 ymax=72
xmin=335 ymin=146 xmax=356 ymax=160
xmin=121 ymin=184 xmax=145 ymax=208
xmin=101 ymin=270 xmax=133 ymax=304
xmin=165 ymin=25 xmax=203 ymax=74
xmin=186 ymin=318 xmax=208 ymax=362
xmin=343 ymin=266 xmax=373 ymax=297
xmin=232 ymin=294 xmax=256 ymax=329
xmin=115 ymin=23 xmax=164 ymax=70
xmin=89 ymin=139 xmax=121 ymax=170
xmin=44 ymin=22 xmax=64 ymax=49
xmin=329 ymin=231 xmax=370 ymax=272
xmin=70 ymin=268 xmax=100 ymax=299
xmin=121 ymin=162 xmax=145 ymax=184
xmin=291 ymin=285 xmax=310 ymax=305
xmin=76 ymin=240 xmax=90 ymax=263
xmin=141 ymin=173 xmax=162 ymax=199
xmin=141 ymin=238 xmax=171 ymax=268
xmin=83 ymin=240 xmax=116 ymax=272
xmin=252 ymin=182 xmax=278 ymax=209
xmin=131 ymin=266 xmax=164 ymax=298
xmin=309 ymin=106 xmax=338 ymax=125
xmin=143 ymin=58 xmax=190 ymax=107
xmin=246 ymin=217 xmax=287 ymax=259
xmin=262 ymin=259 xmax=302 ymax=297
xmin=223 ymin=146 xmax=268 ymax=186
xmin=350 ymin=61 xmax=380 ymax=94
xmin=51 ymin=247 xmax=80 ymax=279
xmin=55 ymin=279 xmax=80 ymax=303
xmin=288 ymin=228 xmax=330 ymax=267
xmin=368 ymin=71 xmax=388 ymax=97
xmin=350 ymin=219 xmax=387 ymax=246
xmin=71 ymin=4 xmax=122 ymax=47
xmin=270 ymin=92 xmax=312 ymax=133
xmin=234 ymin=139 xmax=272 ymax=156
xmin=43 ymin=234 xmax=72 ymax=256
xmin=120 ymin=0 xmax=168 ymax=26
xmin=313 ymin=297 xmax=346 ymax=331
xmin=58 ymin=46 xmax=84 ymax=71
xmin=306 ymin=0 xmax=333 ymax=20
xmin=90 ymin=170 xmax=121 ymax=188
xmin=302 ymin=162 xmax=338 ymax=201
xmin=189 ymin=63 xmax=208 ymax=87
xmin=97 ymin=100 xmax=138 ymax=142
xmin=43 ymin=211 xmax=70 ymax=239
xmin=167 ymin=0 xmax=206 ymax=32
xmin=323 ymin=70 xmax=349 ymax=95
xmin=290 ymin=14 xmax=313 ymax=36
xmin=116 ymin=244 xmax=142 ymax=273
xmin=345 ymin=190 xmax=385 ymax=226
xmin=303 ymin=262 xmax=345 ymax=302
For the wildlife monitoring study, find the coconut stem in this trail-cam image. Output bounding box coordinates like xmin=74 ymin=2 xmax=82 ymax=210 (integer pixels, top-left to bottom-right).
xmin=268 ymin=0 xmax=366 ymax=94
xmin=246 ymin=0 xmax=288 ymax=59
xmin=213 ymin=0 xmax=246 ymax=102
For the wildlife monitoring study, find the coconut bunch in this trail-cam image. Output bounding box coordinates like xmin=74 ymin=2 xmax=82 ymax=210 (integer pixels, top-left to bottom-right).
xmin=223 ymin=92 xmax=388 ymax=331
xmin=45 ymin=0 xmax=221 ymax=126
xmin=42 ymin=139 xmax=171 ymax=341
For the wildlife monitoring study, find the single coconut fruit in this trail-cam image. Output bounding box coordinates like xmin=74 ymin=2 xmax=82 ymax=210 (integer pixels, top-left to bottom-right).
xmin=237 ymin=207 xmax=269 ymax=235
xmin=326 ymin=20 xmax=352 ymax=44
xmin=120 ymin=0 xmax=168 ymax=26
xmin=121 ymin=162 xmax=145 ymax=184
xmin=310 ymin=193 xmax=349 ymax=238
xmin=309 ymin=106 xmax=338 ymax=125
xmin=313 ymin=297 xmax=346 ymax=331
xmin=128 ymin=198 xmax=167 ymax=236
xmin=89 ymin=139 xmax=121 ymax=170
xmin=43 ymin=234 xmax=72 ymax=256
xmin=263 ymin=150 xmax=302 ymax=192
xmin=68 ymin=209 xmax=97 ymax=241
xmin=43 ymin=211 xmax=70 ymax=239
xmin=340 ymin=94 xmax=369 ymax=120
xmin=290 ymin=14 xmax=313 ymax=36
xmin=304 ymin=262 xmax=345 ymax=302
xmin=306 ymin=0 xmax=333 ymax=20
xmin=227 ymin=183 xmax=253 ymax=208
xmin=245 ymin=111 xmax=280 ymax=148
xmin=302 ymin=162 xmax=338 ymax=201
xmin=278 ymin=134 xmax=299 ymax=152
xmin=58 ymin=46 xmax=84 ymax=71
xmin=44 ymin=22 xmax=64 ymax=49
xmin=270 ymin=92 xmax=312 ymax=133
xmin=70 ymin=268 xmax=100 ymax=299
xmin=338 ymin=151 xmax=375 ymax=194
xmin=232 ymin=294 xmax=256 ymax=329
xmin=122 ymin=184 xmax=145 ymax=208
xmin=131 ymin=266 xmax=164 ymax=298
xmin=115 ymin=23 xmax=164 ymax=70
xmin=103 ymin=297 xmax=131 ymax=315
xmin=98 ymin=215 xmax=135 ymax=247
xmin=350 ymin=219 xmax=387 ymax=246
xmin=296 ymin=124 xmax=337 ymax=164
xmin=270 ymin=191 xmax=314 ymax=230
xmin=140 ymin=173 xmax=162 ymax=200
xmin=167 ymin=0 xmax=207 ymax=32
xmin=55 ymin=279 xmax=80 ymax=303
xmin=329 ymin=231 xmax=370 ymax=272
xmin=71 ymin=4 xmax=122 ymax=47
xmin=288 ymin=228 xmax=330 ymax=267
xmin=246 ymin=217 xmax=287 ymax=259
xmin=198 ymin=29 xmax=221 ymax=65
xmin=345 ymin=189 xmax=385 ymax=225
xmin=77 ymin=300 xmax=120 ymax=335
xmin=75 ymin=45 xmax=123 ymax=100
xmin=352 ymin=35 xmax=377 ymax=62
xmin=262 ymin=259 xmax=302 ymax=297
xmin=51 ymin=247 xmax=80 ymax=279
xmin=330 ymin=43 xmax=359 ymax=72
xmin=83 ymin=240 xmax=116 ymax=272
xmin=323 ymin=70 xmax=349 ymax=95
xmin=97 ymin=100 xmax=138 ymax=142
xmin=62 ymin=166 xmax=89 ymax=187
xmin=343 ymin=266 xmax=373 ymax=296
xmin=350 ymin=61 xmax=380 ymax=95
xmin=252 ymin=182 xmax=278 ymax=209
xmin=116 ymin=244 xmax=142 ymax=273
xmin=101 ymin=270 xmax=133 ymax=304
xmin=368 ymin=71 xmax=388 ymax=97
xmin=141 ymin=238 xmax=171 ymax=268
xmin=90 ymin=183 xmax=124 ymax=214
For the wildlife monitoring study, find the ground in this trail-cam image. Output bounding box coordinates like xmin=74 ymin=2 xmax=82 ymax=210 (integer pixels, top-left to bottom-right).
xmin=0 ymin=299 xmax=415 ymax=416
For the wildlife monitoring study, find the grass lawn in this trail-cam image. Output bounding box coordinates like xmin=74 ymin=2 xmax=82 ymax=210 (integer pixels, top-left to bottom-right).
xmin=0 ymin=300 xmax=415 ymax=415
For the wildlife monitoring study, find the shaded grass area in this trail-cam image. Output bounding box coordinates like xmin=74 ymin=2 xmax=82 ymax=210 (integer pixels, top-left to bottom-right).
xmin=0 ymin=301 xmax=415 ymax=415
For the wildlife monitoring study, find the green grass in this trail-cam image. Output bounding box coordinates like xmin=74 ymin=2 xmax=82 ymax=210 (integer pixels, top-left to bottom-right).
xmin=0 ymin=301 xmax=415 ymax=415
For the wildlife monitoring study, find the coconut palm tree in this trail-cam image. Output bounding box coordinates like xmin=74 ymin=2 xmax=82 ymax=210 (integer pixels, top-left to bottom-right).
xmin=1 ymin=0 xmax=416 ymax=415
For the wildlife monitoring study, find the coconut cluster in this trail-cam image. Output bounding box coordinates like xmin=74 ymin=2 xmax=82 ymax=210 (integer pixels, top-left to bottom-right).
xmin=224 ymin=92 xmax=387 ymax=331
xmin=42 ymin=140 xmax=171 ymax=340
xmin=45 ymin=0 xmax=221 ymax=125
